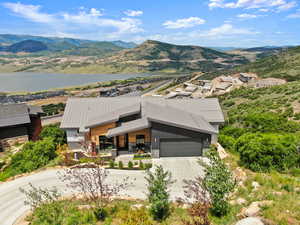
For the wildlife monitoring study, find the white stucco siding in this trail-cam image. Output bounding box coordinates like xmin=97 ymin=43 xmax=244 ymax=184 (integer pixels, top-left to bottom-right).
xmin=66 ymin=129 xmax=85 ymax=142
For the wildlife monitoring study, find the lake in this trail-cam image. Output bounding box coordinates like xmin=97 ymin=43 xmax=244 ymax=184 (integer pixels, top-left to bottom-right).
xmin=0 ymin=73 xmax=152 ymax=92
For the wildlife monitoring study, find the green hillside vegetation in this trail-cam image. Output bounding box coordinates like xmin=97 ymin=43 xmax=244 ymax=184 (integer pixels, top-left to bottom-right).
xmin=60 ymin=41 xmax=124 ymax=56
xmin=79 ymin=40 xmax=249 ymax=73
xmin=236 ymin=46 xmax=300 ymax=81
xmin=0 ymin=40 xmax=48 ymax=53
xmin=218 ymin=82 xmax=300 ymax=172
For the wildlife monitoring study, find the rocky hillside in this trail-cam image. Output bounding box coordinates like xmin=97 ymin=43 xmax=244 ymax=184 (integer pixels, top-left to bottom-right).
xmin=236 ymin=46 xmax=300 ymax=81
xmin=91 ymin=40 xmax=249 ymax=73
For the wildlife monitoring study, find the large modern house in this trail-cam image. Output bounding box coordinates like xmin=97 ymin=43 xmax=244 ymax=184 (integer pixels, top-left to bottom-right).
xmin=60 ymin=97 xmax=224 ymax=158
xmin=0 ymin=103 xmax=44 ymax=151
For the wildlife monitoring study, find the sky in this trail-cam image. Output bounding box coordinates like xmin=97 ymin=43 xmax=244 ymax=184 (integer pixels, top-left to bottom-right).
xmin=0 ymin=0 xmax=300 ymax=47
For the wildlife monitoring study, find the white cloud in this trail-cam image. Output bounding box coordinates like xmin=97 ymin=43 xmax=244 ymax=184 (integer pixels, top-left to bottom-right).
xmin=277 ymin=1 xmax=297 ymax=11
xmin=3 ymin=2 xmax=56 ymax=23
xmin=259 ymin=8 xmax=270 ymax=12
xmin=163 ymin=17 xmax=206 ymax=29
xmin=124 ymin=10 xmax=143 ymax=17
xmin=199 ymin=23 xmax=259 ymax=37
xmin=237 ymin=13 xmax=258 ymax=19
xmin=209 ymin=0 xmax=297 ymax=11
xmin=3 ymin=2 xmax=144 ymax=38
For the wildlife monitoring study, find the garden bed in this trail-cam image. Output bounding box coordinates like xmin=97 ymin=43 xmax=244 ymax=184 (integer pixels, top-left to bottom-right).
xmin=20 ymin=199 xmax=188 ymax=225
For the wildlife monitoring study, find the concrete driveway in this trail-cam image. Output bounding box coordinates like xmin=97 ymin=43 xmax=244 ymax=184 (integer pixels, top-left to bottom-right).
xmin=0 ymin=157 xmax=203 ymax=225
xmin=152 ymin=157 xmax=204 ymax=199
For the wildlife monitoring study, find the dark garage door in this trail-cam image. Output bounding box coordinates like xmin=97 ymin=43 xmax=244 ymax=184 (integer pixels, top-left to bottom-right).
xmin=160 ymin=138 xmax=203 ymax=157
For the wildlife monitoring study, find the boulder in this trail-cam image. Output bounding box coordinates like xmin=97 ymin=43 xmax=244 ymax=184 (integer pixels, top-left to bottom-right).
xmin=233 ymin=167 xmax=247 ymax=185
xmin=243 ymin=202 xmax=261 ymax=217
xmin=217 ymin=143 xmax=228 ymax=159
xmin=235 ymin=217 xmax=264 ymax=225
xmin=239 ymin=201 xmax=273 ymax=217
xmin=131 ymin=204 xmax=144 ymax=209
xmin=230 ymin=197 xmax=247 ymax=205
xmin=252 ymin=181 xmax=260 ymax=190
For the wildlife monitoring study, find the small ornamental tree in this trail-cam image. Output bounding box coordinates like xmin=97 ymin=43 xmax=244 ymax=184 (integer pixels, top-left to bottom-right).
xmin=58 ymin=167 xmax=131 ymax=220
xmin=19 ymin=183 xmax=61 ymax=209
xmin=145 ymin=165 xmax=175 ymax=221
xmin=199 ymin=147 xmax=236 ymax=217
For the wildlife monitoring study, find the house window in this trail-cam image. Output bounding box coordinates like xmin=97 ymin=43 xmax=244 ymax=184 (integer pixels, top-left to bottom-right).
xmin=99 ymin=136 xmax=114 ymax=150
xmin=136 ymin=135 xmax=145 ymax=144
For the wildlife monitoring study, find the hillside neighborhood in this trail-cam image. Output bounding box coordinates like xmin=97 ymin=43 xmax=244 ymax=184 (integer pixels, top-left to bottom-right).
xmin=0 ymin=8 xmax=300 ymax=225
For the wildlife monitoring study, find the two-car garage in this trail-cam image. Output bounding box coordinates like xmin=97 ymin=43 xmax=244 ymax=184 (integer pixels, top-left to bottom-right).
xmin=159 ymin=138 xmax=203 ymax=157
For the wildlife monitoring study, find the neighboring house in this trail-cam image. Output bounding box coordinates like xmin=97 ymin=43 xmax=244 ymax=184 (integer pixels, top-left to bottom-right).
xmin=239 ymin=73 xmax=258 ymax=83
xmin=60 ymin=97 xmax=224 ymax=158
xmin=0 ymin=103 xmax=43 ymax=151
xmin=249 ymin=78 xmax=286 ymax=88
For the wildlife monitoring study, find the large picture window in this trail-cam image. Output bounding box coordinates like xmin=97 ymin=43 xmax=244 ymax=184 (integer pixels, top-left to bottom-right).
xmin=99 ymin=136 xmax=114 ymax=150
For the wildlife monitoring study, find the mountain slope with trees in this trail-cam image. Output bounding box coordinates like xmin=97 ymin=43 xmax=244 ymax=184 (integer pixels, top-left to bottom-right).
xmin=235 ymin=46 xmax=300 ymax=81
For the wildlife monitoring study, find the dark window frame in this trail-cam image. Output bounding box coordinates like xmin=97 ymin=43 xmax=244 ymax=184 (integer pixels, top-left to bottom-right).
xmin=99 ymin=135 xmax=114 ymax=150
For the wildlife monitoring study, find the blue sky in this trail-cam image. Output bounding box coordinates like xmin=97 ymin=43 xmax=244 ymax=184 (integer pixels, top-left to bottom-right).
xmin=0 ymin=0 xmax=299 ymax=47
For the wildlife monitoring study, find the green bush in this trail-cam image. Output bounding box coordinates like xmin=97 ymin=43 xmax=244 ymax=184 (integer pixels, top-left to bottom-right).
xmin=199 ymin=147 xmax=236 ymax=217
xmin=30 ymin=200 xmax=97 ymax=225
xmin=0 ymin=138 xmax=57 ymax=180
xmin=128 ymin=161 xmax=133 ymax=169
xmin=145 ymin=163 xmax=153 ymax=170
xmin=242 ymin=112 xmax=300 ymax=133
xmin=139 ymin=161 xmax=144 ymax=170
xmin=118 ymin=161 xmax=123 ymax=169
xmin=235 ymin=133 xmax=300 ymax=172
xmin=40 ymin=124 xmax=66 ymax=146
xmin=109 ymin=160 xmax=115 ymax=168
xmin=218 ymin=134 xmax=236 ymax=152
xmin=145 ymin=165 xmax=174 ymax=221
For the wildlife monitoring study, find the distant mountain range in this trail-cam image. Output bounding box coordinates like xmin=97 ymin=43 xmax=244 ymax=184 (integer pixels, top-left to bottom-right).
xmin=0 ymin=34 xmax=296 ymax=75
xmin=0 ymin=34 xmax=137 ymax=48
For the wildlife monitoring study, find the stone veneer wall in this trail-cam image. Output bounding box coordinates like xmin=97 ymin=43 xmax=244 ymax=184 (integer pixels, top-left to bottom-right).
xmin=0 ymin=135 xmax=29 ymax=151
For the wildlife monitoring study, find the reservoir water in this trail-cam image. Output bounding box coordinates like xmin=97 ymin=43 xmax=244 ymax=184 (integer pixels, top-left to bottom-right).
xmin=0 ymin=72 xmax=152 ymax=92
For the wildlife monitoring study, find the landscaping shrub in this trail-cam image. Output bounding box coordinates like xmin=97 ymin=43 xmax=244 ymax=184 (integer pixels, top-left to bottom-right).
xmin=117 ymin=207 xmax=153 ymax=225
xmin=109 ymin=160 xmax=115 ymax=168
xmin=145 ymin=165 xmax=174 ymax=221
xmin=118 ymin=161 xmax=124 ymax=169
xmin=139 ymin=160 xmax=144 ymax=169
xmin=40 ymin=124 xmax=66 ymax=146
xmin=145 ymin=163 xmax=153 ymax=170
xmin=128 ymin=161 xmax=133 ymax=169
xmin=235 ymin=133 xmax=300 ymax=172
xmin=218 ymin=134 xmax=236 ymax=152
xmin=0 ymin=138 xmax=57 ymax=180
xmin=199 ymin=147 xmax=236 ymax=217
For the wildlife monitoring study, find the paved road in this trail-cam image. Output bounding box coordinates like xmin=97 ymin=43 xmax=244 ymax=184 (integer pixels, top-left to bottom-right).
xmin=41 ymin=114 xmax=63 ymax=126
xmin=0 ymin=157 xmax=203 ymax=225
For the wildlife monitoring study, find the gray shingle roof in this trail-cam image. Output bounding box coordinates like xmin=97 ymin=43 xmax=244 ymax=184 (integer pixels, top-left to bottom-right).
xmin=143 ymin=101 xmax=218 ymax=134
xmin=60 ymin=97 xmax=224 ymax=134
xmin=0 ymin=103 xmax=31 ymax=127
xmin=107 ymin=118 xmax=149 ymax=137
xmin=85 ymin=103 xmax=140 ymax=128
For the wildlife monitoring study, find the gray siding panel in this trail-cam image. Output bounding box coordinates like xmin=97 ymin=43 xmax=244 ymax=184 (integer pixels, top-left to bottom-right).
xmin=160 ymin=138 xmax=203 ymax=157
xmin=151 ymin=122 xmax=211 ymax=157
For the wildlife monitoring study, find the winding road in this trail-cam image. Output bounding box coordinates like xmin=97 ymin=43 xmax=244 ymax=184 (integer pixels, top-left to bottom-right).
xmin=0 ymin=157 xmax=202 ymax=225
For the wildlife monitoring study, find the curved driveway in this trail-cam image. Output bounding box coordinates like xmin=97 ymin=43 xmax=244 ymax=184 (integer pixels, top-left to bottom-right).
xmin=0 ymin=157 xmax=202 ymax=225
